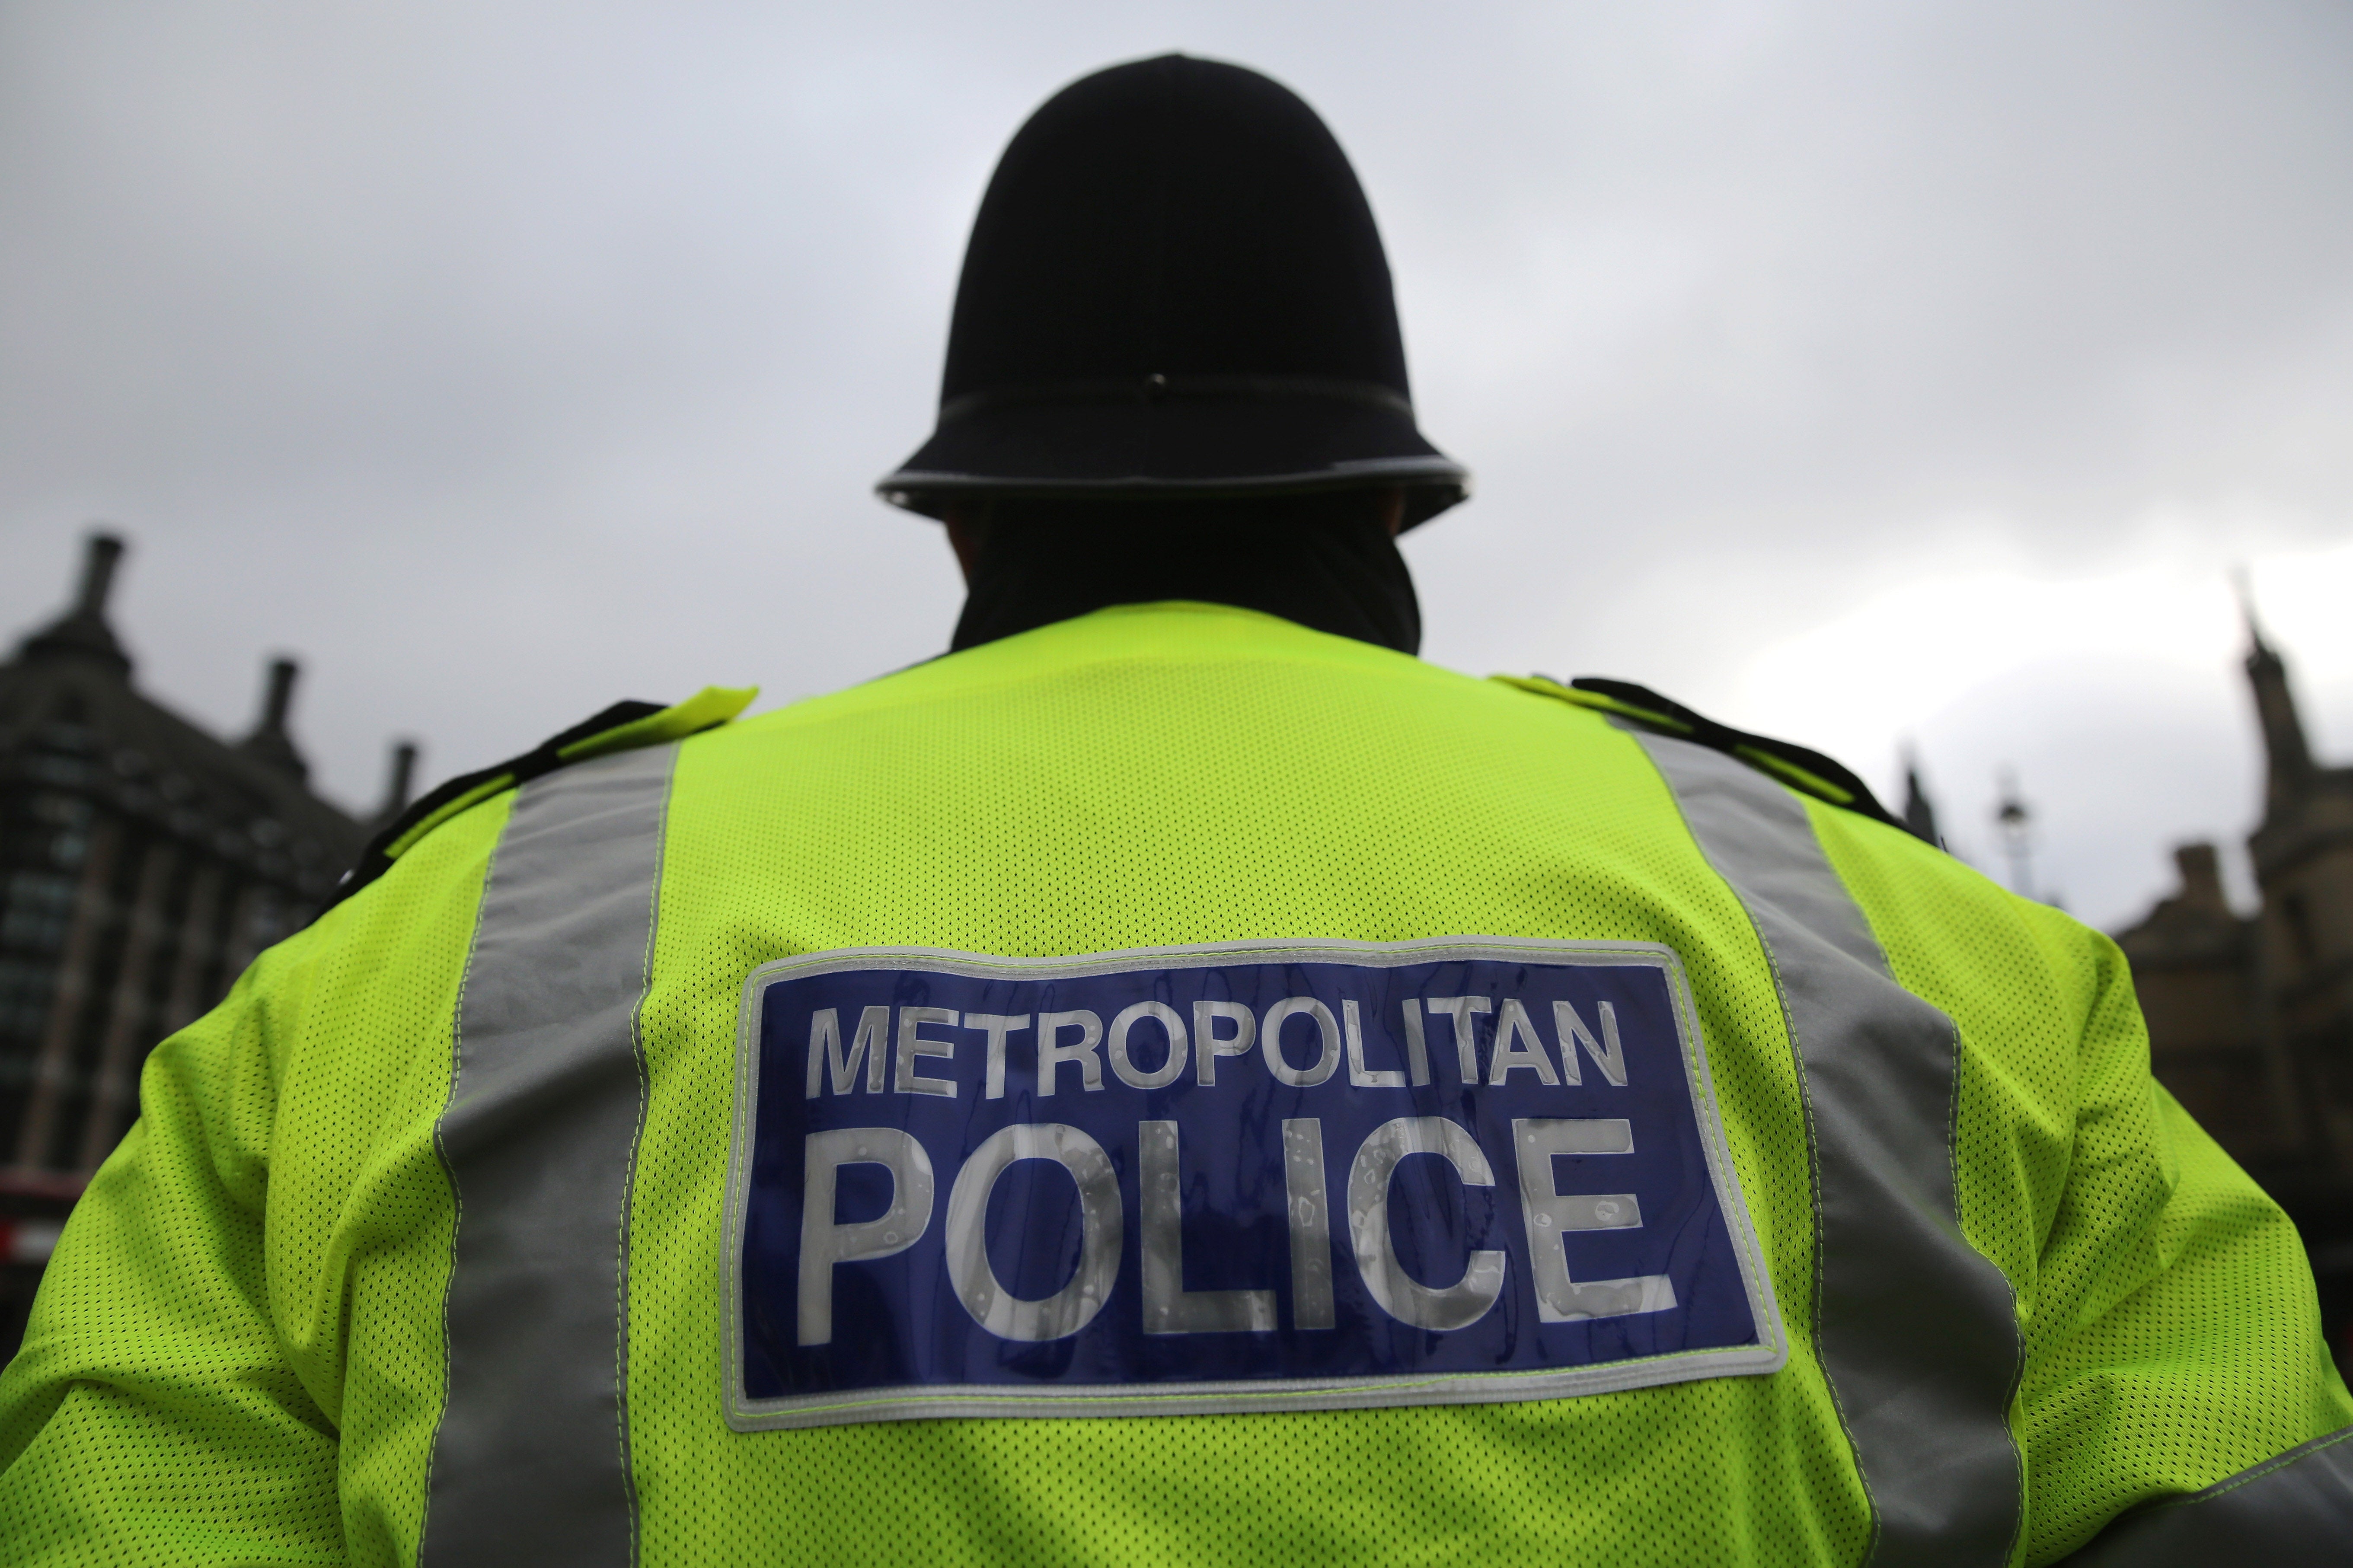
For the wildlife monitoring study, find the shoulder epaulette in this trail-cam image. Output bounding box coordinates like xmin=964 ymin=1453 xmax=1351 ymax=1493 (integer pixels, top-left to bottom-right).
xmin=1494 ymin=673 xmax=1925 ymax=842
xmin=320 ymin=684 xmax=758 ymax=916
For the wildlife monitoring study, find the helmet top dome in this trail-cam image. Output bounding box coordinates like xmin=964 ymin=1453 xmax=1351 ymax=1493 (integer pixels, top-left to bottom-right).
xmin=879 ymin=54 xmax=1468 ymax=528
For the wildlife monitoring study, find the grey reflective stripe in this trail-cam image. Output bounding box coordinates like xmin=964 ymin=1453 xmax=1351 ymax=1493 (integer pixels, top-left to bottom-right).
xmin=2059 ymin=1424 xmax=2353 ymax=1565
xmin=1626 ymin=728 xmax=2023 ymax=1566
xmin=421 ymin=746 xmax=677 ymax=1567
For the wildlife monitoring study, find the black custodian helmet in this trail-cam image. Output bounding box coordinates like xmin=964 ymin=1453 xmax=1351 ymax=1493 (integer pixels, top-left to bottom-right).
xmin=878 ymin=54 xmax=1469 ymax=529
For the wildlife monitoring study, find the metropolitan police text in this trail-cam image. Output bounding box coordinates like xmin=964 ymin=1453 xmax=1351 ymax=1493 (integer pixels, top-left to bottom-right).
xmin=804 ymin=992 xmax=1631 ymax=1100
xmin=791 ymin=992 xmax=1672 ymax=1347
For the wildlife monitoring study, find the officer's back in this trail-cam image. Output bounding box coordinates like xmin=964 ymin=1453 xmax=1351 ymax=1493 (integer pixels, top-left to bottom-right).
xmin=2 ymin=52 xmax=2348 ymax=1568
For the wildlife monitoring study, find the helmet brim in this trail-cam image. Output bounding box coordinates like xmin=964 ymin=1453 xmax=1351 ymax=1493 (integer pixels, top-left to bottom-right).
xmin=877 ymin=395 xmax=1470 ymax=530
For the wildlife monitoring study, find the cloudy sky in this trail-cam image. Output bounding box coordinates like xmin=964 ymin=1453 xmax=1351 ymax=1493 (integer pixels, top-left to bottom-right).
xmin=3 ymin=0 xmax=2349 ymax=930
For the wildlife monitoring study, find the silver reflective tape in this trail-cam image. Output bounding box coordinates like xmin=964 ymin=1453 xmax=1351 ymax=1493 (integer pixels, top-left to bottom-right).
xmin=1626 ymin=727 xmax=2023 ymax=1566
xmin=1344 ymin=1116 xmax=1508 ymax=1333
xmin=1511 ymin=1118 xmax=1673 ymax=1323
xmin=798 ymin=1128 xmax=934 ymax=1347
xmin=421 ymin=746 xmax=677 ymax=1568
xmin=2057 ymin=1424 xmax=2353 ymax=1564
xmin=1140 ymin=1120 xmax=1277 ymax=1335
xmin=1281 ymin=1118 xmax=1338 ymax=1331
xmin=942 ymin=1122 xmax=1124 ymax=1342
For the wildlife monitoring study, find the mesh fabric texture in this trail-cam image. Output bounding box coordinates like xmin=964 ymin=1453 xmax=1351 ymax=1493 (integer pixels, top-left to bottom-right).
xmin=1808 ymin=798 xmax=2353 ymax=1565
xmin=0 ymin=794 xmax=510 ymax=1566
xmin=632 ymin=604 xmax=1858 ymax=1565
xmin=4 ymin=602 xmax=2341 ymax=1564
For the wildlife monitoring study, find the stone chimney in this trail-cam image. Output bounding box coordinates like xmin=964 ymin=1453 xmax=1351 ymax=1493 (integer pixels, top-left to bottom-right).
xmin=2172 ymin=843 xmax=2232 ymax=915
xmin=17 ymin=532 xmax=133 ymax=678
xmin=375 ymin=740 xmax=419 ymax=824
xmin=236 ymin=656 xmax=311 ymax=782
xmin=1900 ymin=746 xmax=1942 ymax=848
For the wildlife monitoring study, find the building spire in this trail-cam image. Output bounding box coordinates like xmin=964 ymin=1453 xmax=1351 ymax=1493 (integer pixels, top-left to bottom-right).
xmin=2238 ymin=572 xmax=2312 ymax=816
xmin=1995 ymin=768 xmax=2036 ymax=900
xmin=16 ymin=533 xmax=133 ymax=678
xmin=1899 ymin=743 xmax=1943 ymax=848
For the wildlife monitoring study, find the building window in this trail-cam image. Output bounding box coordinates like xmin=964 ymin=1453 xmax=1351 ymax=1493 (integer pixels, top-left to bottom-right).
xmin=2283 ymin=891 xmax=2320 ymax=969
xmin=0 ymin=955 xmax=55 ymax=1047
xmin=0 ymin=872 xmax=75 ymax=954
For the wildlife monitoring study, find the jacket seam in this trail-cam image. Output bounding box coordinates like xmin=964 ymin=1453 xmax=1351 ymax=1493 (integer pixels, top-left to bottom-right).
xmin=610 ymin=746 xmax=680 ymax=1568
xmin=416 ymin=810 xmax=507 ymax=1561
xmin=2145 ymin=1420 xmax=2353 ymax=1511
xmin=1613 ymin=719 xmax=1880 ymax=1564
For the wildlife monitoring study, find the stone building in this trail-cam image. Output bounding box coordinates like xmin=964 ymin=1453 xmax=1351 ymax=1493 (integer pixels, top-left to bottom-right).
xmin=2114 ymin=615 xmax=2353 ymax=1358
xmin=0 ymin=535 xmax=409 ymax=1355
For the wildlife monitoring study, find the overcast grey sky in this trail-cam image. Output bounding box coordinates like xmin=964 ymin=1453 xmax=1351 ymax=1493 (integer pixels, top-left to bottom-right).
xmin=3 ymin=1 xmax=2350 ymax=929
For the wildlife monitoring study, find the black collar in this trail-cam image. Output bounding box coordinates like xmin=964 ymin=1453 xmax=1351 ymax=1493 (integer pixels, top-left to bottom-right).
xmin=951 ymin=512 xmax=1421 ymax=656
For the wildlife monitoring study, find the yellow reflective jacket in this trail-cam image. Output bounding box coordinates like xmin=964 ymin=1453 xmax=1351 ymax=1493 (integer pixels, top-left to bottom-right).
xmin=2 ymin=602 xmax=2346 ymax=1566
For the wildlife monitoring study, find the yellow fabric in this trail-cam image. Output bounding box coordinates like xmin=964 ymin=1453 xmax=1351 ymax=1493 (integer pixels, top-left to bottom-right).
xmin=559 ymin=684 xmax=760 ymax=762
xmin=0 ymin=793 xmax=511 ymax=1566
xmin=0 ymin=600 xmax=2340 ymax=1567
xmin=1810 ymin=798 xmax=2353 ymax=1563
xmin=630 ymin=602 xmax=1860 ymax=1565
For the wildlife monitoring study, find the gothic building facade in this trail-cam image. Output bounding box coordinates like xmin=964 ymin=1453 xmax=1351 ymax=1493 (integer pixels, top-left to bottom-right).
xmin=0 ymin=535 xmax=409 ymax=1354
xmin=2114 ymin=618 xmax=2353 ymax=1358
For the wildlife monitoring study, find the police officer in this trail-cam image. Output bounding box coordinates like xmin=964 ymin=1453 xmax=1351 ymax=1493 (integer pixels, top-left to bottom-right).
xmin=2 ymin=54 xmax=2347 ymax=1567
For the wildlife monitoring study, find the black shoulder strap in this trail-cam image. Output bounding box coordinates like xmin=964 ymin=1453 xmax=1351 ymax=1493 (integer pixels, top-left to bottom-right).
xmin=1510 ymin=674 xmax=1925 ymax=843
xmin=319 ymin=699 xmax=664 ymax=917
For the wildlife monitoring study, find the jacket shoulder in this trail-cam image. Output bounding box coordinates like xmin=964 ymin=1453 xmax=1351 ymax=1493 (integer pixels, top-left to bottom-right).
xmin=1494 ymin=673 xmax=1925 ymax=842
xmin=320 ymin=685 xmax=757 ymax=916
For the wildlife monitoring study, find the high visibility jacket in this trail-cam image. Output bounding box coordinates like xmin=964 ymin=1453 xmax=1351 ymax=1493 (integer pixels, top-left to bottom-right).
xmin=1 ymin=601 xmax=2347 ymax=1567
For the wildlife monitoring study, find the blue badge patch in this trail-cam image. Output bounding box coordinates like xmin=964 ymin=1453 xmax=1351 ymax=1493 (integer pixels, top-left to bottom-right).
xmin=724 ymin=938 xmax=1784 ymax=1429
